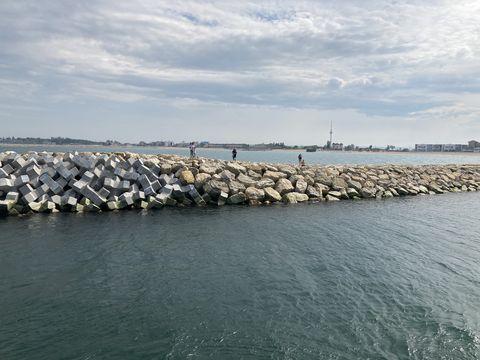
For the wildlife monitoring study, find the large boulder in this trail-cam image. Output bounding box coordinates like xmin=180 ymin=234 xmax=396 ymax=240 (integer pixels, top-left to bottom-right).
xmin=295 ymin=178 xmax=308 ymax=193
xmin=293 ymin=193 xmax=309 ymax=202
xmin=237 ymin=173 xmax=257 ymax=187
xmin=263 ymin=170 xmax=287 ymax=182
xmin=227 ymin=192 xmax=247 ymax=204
xmin=179 ymin=170 xmax=194 ymax=185
xmin=194 ymin=173 xmax=211 ymax=190
xmin=226 ymin=162 xmax=246 ymax=175
xmin=332 ymin=178 xmax=348 ymax=190
xmin=306 ymin=185 xmax=321 ymax=198
xmin=360 ymin=188 xmax=376 ymax=198
xmin=203 ymin=180 xmax=229 ymax=198
xmin=228 ymin=180 xmax=246 ymax=194
xmin=255 ymin=178 xmax=276 ymax=189
xmin=275 ymin=178 xmax=294 ymax=195
xmin=277 ymin=165 xmax=297 ymax=177
xmin=282 ymin=193 xmax=297 ymax=204
xmin=245 ymin=187 xmax=265 ymax=201
xmin=264 ymin=187 xmax=282 ymax=202
xmin=199 ymin=164 xmax=220 ymax=175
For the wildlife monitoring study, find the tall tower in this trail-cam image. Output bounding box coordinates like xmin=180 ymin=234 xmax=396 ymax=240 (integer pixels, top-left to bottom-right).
xmin=329 ymin=119 xmax=333 ymax=145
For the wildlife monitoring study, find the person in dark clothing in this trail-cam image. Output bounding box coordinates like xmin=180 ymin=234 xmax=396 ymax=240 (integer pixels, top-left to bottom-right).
xmin=298 ymin=153 xmax=303 ymax=165
xmin=232 ymin=148 xmax=237 ymax=161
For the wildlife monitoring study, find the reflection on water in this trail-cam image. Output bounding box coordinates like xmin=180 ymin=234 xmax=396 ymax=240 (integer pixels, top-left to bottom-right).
xmin=1 ymin=193 xmax=480 ymax=359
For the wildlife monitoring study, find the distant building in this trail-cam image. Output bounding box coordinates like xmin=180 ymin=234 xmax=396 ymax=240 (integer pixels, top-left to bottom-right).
xmin=468 ymin=140 xmax=480 ymax=150
xmin=331 ymin=143 xmax=343 ymax=151
xmin=415 ymin=141 xmax=478 ymax=152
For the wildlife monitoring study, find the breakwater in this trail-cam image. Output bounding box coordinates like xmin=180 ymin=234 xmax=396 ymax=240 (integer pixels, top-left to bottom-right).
xmin=1 ymin=151 xmax=480 ymax=216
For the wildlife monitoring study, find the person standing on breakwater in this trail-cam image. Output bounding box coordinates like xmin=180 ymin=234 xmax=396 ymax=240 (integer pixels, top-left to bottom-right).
xmin=232 ymin=148 xmax=237 ymax=161
xmin=298 ymin=153 xmax=303 ymax=166
xmin=189 ymin=142 xmax=196 ymax=158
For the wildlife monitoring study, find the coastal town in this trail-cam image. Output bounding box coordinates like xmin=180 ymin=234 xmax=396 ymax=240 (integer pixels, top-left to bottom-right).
xmin=1 ymin=136 xmax=480 ymax=153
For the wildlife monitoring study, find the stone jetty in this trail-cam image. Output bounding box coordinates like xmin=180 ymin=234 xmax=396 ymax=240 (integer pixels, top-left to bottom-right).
xmin=1 ymin=151 xmax=480 ymax=216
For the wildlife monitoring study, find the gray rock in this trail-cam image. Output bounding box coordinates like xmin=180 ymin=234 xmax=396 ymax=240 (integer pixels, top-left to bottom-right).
xmin=275 ymin=178 xmax=294 ymax=195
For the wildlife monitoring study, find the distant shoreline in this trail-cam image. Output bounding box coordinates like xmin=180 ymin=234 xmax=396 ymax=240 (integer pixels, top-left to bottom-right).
xmin=1 ymin=143 xmax=480 ymax=156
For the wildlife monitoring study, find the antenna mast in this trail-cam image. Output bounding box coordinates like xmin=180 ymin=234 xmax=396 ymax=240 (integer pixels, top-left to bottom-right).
xmin=329 ymin=119 xmax=333 ymax=145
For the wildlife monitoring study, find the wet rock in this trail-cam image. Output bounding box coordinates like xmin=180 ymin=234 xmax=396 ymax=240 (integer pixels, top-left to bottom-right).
xmin=245 ymin=187 xmax=265 ymax=201
xmin=264 ymin=187 xmax=282 ymax=202
xmin=275 ymin=178 xmax=294 ymax=195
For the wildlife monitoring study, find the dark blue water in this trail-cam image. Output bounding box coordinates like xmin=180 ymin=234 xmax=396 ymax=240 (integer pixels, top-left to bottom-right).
xmin=2 ymin=145 xmax=480 ymax=165
xmin=1 ymin=193 xmax=479 ymax=359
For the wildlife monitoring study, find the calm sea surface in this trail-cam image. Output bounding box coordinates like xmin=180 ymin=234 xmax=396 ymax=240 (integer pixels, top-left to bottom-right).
xmin=1 ymin=144 xmax=480 ymax=165
xmin=1 ymin=193 xmax=479 ymax=359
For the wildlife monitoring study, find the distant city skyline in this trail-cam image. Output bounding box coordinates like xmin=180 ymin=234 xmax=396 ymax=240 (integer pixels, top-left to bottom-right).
xmin=1 ymin=1 xmax=479 ymax=146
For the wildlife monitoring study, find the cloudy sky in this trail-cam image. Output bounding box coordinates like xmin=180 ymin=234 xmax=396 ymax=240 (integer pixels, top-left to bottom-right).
xmin=1 ymin=0 xmax=479 ymax=146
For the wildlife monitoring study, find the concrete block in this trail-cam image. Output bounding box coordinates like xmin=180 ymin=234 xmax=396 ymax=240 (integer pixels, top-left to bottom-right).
xmin=14 ymin=175 xmax=30 ymax=187
xmin=118 ymin=180 xmax=130 ymax=191
xmin=107 ymin=201 xmax=120 ymax=210
xmin=160 ymin=184 xmax=173 ymax=196
xmin=119 ymin=192 xmax=134 ymax=206
xmin=137 ymin=165 xmax=157 ymax=181
xmin=39 ymin=173 xmax=63 ymax=194
xmin=151 ymin=180 xmax=161 ymax=192
xmin=138 ymin=174 xmax=152 ymax=190
xmin=0 ymin=178 xmax=14 ymax=192
xmin=218 ymin=191 xmax=228 ymax=206
xmin=51 ymin=195 xmax=63 ymax=206
xmin=12 ymin=156 xmax=26 ymax=170
xmin=61 ymin=195 xmax=78 ymax=207
xmin=72 ymin=179 xmax=88 ymax=193
xmin=123 ymin=170 xmax=139 ymax=181
xmin=70 ymin=167 xmax=80 ymax=178
xmin=36 ymin=184 xmax=50 ymax=197
xmin=98 ymin=187 xmax=111 ymax=199
xmin=82 ymin=171 xmax=95 ymax=182
xmin=189 ymin=188 xmax=206 ymax=206
xmin=143 ymin=186 xmax=156 ymax=196
xmin=57 ymin=177 xmax=68 ymax=189
xmin=83 ymin=185 xmax=107 ymax=206
xmin=0 ymin=164 xmax=14 ymax=176
xmin=26 ymin=165 xmax=41 ymax=179
xmin=132 ymin=159 xmax=144 ymax=169
xmin=132 ymin=191 xmax=145 ymax=201
xmin=103 ymin=177 xmax=119 ymax=190
xmin=158 ymin=174 xmax=171 ymax=186
xmin=56 ymin=164 xmax=73 ymax=180
xmin=5 ymin=191 xmax=19 ymax=202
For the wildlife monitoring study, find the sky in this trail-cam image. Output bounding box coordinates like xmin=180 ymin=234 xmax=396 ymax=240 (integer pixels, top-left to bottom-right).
xmin=0 ymin=0 xmax=479 ymax=147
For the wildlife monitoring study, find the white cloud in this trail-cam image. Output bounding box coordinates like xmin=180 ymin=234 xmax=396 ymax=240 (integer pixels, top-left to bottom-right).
xmin=0 ymin=0 xmax=479 ymax=144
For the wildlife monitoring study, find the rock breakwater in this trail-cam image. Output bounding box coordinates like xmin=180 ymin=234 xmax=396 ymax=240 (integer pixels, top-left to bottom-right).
xmin=1 ymin=151 xmax=480 ymax=216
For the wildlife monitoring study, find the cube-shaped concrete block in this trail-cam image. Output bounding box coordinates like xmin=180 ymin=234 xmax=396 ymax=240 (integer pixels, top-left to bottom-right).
xmin=123 ymin=171 xmax=139 ymax=181
xmin=158 ymin=174 xmax=171 ymax=186
xmin=138 ymin=174 xmax=152 ymax=190
xmin=119 ymin=180 xmax=130 ymax=191
xmin=1 ymin=164 xmax=14 ymax=176
xmin=98 ymin=187 xmax=111 ymax=199
xmin=39 ymin=173 xmax=63 ymax=194
xmin=12 ymin=156 xmax=26 ymax=170
xmin=160 ymin=184 xmax=173 ymax=196
xmin=119 ymin=192 xmax=134 ymax=206
xmin=83 ymin=185 xmax=107 ymax=206
xmin=151 ymin=180 xmax=161 ymax=192
xmin=72 ymin=179 xmax=88 ymax=193
xmin=56 ymin=165 xmax=73 ymax=181
xmin=0 ymin=178 xmax=14 ymax=192
xmin=26 ymin=165 xmax=41 ymax=179
xmin=5 ymin=191 xmax=19 ymax=203
xmin=14 ymin=175 xmax=30 ymax=187
xmin=144 ymin=186 xmax=156 ymax=197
